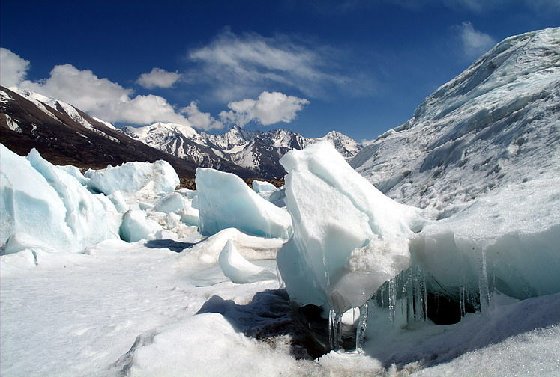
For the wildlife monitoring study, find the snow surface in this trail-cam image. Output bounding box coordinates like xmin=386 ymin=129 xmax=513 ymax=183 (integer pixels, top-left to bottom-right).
xmin=2 ymin=136 xmax=559 ymax=376
xmin=196 ymin=168 xmax=292 ymax=239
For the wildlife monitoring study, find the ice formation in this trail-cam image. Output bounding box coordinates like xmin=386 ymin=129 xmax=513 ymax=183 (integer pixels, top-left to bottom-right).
xmin=218 ymin=240 xmax=277 ymax=283
xmin=179 ymin=227 xmax=284 ymax=265
xmin=86 ymin=160 xmax=179 ymax=197
xmin=119 ymin=210 xmax=162 ymax=242
xmin=196 ymin=168 xmax=292 ymax=239
xmin=154 ymin=192 xmax=199 ymax=226
xmin=411 ymin=174 xmax=560 ymax=302
xmin=277 ymin=142 xmax=423 ymax=313
xmin=252 ymin=180 xmax=277 ymax=193
xmin=0 ymin=144 xmax=120 ymax=254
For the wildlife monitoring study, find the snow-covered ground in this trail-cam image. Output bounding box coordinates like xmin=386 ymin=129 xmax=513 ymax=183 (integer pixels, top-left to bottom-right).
xmin=2 ymin=141 xmax=559 ymax=377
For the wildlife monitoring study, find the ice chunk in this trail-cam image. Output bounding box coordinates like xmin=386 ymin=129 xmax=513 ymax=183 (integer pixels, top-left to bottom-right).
xmin=179 ymin=228 xmax=284 ymax=265
xmin=277 ymin=142 xmax=423 ymax=313
xmin=411 ymin=175 xmax=560 ymax=301
xmin=119 ymin=210 xmax=162 ymax=242
xmin=27 ymin=149 xmax=121 ymax=250
xmin=252 ymin=180 xmax=277 ymax=193
xmin=153 ymin=192 xmax=199 ymax=226
xmin=196 ymin=168 xmax=292 ymax=239
xmin=0 ymin=144 xmax=120 ymax=254
xmin=153 ymin=192 xmax=187 ymax=213
xmin=56 ymin=164 xmax=89 ymax=186
xmin=86 ymin=160 xmax=179 ymax=197
xmin=218 ymin=240 xmax=276 ymax=283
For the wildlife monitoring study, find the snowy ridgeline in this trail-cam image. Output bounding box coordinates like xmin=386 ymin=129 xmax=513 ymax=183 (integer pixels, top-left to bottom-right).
xmin=1 ymin=141 xmax=560 ymax=376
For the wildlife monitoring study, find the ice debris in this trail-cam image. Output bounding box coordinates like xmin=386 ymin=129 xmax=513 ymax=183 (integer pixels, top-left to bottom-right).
xmin=196 ymin=168 xmax=292 ymax=239
xmin=179 ymin=228 xmax=284 ymax=265
xmin=218 ymin=240 xmax=277 ymax=283
xmin=119 ymin=210 xmax=162 ymax=242
xmin=277 ymin=142 xmax=424 ymax=313
xmin=0 ymin=144 xmax=120 ymax=254
xmin=86 ymin=160 xmax=179 ymax=197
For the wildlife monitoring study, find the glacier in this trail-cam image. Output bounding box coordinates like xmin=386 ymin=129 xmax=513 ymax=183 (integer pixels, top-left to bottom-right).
xmin=196 ymin=168 xmax=292 ymax=239
xmin=0 ymin=144 xmax=120 ymax=254
xmin=277 ymin=142 xmax=423 ymax=314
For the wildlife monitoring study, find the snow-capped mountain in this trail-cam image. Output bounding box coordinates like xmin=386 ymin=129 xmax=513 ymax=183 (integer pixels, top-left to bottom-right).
xmin=351 ymin=27 xmax=560 ymax=216
xmin=125 ymin=124 xmax=362 ymax=179
xmin=0 ymin=87 xmax=252 ymax=182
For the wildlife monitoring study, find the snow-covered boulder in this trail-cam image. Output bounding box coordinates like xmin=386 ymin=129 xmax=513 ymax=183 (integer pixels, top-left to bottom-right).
xmin=278 ymin=142 xmax=423 ymax=313
xmin=196 ymin=168 xmax=292 ymax=239
xmin=218 ymin=240 xmax=277 ymax=283
xmin=0 ymin=144 xmax=120 ymax=254
xmin=86 ymin=160 xmax=179 ymax=197
xmin=252 ymin=180 xmax=277 ymax=193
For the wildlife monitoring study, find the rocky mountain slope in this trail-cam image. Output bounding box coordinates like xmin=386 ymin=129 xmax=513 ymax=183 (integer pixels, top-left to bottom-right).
xmin=124 ymin=124 xmax=362 ymax=179
xmin=351 ymin=27 xmax=560 ymax=217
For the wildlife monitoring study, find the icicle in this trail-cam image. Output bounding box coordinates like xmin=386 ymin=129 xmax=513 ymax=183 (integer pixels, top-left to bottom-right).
xmin=478 ymin=249 xmax=490 ymax=312
xmin=276 ymin=264 xmax=285 ymax=288
xmin=355 ymin=301 xmax=369 ymax=353
xmin=388 ymin=279 xmax=396 ymax=323
xmin=459 ymin=285 xmax=466 ymax=318
xmin=328 ymin=309 xmax=342 ymax=351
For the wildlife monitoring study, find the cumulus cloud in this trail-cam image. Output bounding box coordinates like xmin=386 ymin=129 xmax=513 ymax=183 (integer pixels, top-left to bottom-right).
xmin=181 ymin=102 xmax=223 ymax=130
xmin=187 ymin=31 xmax=354 ymax=101
xmin=137 ymin=67 xmax=181 ymax=89
xmin=19 ymin=63 xmax=194 ymax=126
xmin=220 ymin=91 xmax=309 ymax=127
xmin=3 ymin=48 xmax=310 ymax=130
xmin=458 ymin=22 xmax=496 ymax=58
xmin=0 ymin=48 xmax=30 ymax=87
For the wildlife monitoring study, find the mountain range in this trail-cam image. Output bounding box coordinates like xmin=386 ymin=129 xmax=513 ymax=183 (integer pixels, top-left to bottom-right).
xmin=0 ymin=87 xmax=361 ymax=181
xmin=123 ymin=123 xmax=361 ymax=179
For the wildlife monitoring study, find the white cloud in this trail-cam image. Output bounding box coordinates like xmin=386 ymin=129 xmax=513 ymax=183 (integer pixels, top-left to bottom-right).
xmin=19 ymin=64 xmax=193 ymax=126
xmin=0 ymin=48 xmax=30 ymax=87
xmin=181 ymin=102 xmax=223 ymax=130
xmin=220 ymin=91 xmax=309 ymax=127
xmin=187 ymin=31 xmax=353 ymax=101
xmin=3 ymin=48 xmax=310 ymax=130
xmin=137 ymin=67 xmax=181 ymax=89
xmin=458 ymin=22 xmax=496 ymax=58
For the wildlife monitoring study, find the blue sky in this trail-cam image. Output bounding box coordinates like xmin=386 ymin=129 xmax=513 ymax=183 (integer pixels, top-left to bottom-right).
xmin=1 ymin=0 xmax=558 ymax=141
